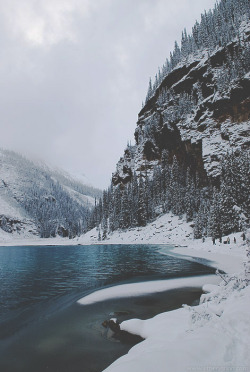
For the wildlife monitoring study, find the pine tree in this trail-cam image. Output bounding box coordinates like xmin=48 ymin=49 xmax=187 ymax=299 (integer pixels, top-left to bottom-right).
xmin=121 ymin=188 xmax=130 ymax=229
xmin=181 ymin=28 xmax=189 ymax=60
xmin=146 ymin=78 xmax=153 ymax=102
xmin=131 ymin=173 xmax=139 ymax=226
xmin=185 ymin=168 xmax=196 ymax=222
xmin=98 ymin=228 xmax=101 ymax=241
xmin=170 ymin=156 xmax=183 ymax=215
xmin=219 ymin=180 xmax=239 ymax=235
xmin=137 ymin=175 xmax=147 ymax=226
xmin=208 ymin=188 xmax=222 ymax=239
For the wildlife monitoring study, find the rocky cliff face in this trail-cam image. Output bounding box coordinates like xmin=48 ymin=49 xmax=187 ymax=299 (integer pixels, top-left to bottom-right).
xmin=112 ymin=23 xmax=250 ymax=187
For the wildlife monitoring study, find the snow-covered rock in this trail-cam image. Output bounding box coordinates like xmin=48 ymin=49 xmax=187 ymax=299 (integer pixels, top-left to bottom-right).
xmin=112 ymin=23 xmax=250 ymax=185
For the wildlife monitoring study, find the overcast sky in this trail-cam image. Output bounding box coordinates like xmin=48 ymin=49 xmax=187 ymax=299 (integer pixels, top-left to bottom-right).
xmin=0 ymin=0 xmax=216 ymax=189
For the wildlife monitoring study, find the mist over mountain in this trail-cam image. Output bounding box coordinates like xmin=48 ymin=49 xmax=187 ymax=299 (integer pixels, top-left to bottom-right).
xmin=0 ymin=149 xmax=102 ymax=238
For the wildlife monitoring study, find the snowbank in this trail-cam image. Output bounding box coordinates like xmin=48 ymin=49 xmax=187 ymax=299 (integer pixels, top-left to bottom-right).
xmin=77 ymin=275 xmax=219 ymax=305
xmin=103 ymin=257 xmax=250 ymax=372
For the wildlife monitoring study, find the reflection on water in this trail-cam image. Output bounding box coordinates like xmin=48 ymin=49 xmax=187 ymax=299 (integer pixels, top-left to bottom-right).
xmin=0 ymin=244 xmax=215 ymax=372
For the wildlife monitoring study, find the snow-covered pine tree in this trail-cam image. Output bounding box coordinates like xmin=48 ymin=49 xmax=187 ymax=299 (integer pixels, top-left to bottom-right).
xmin=185 ymin=168 xmax=196 ymax=222
xmin=121 ymin=187 xmax=130 ymax=229
xmin=170 ymin=156 xmax=183 ymax=215
xmin=208 ymin=187 xmax=222 ymax=239
xmin=146 ymin=78 xmax=153 ymax=103
xmin=130 ymin=173 xmax=139 ymax=227
xmin=137 ymin=175 xmax=147 ymax=226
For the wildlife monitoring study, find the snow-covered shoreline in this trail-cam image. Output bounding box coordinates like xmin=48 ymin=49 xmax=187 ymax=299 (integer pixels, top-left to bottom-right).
xmin=104 ymin=281 xmax=250 ymax=372
xmin=1 ymin=213 xmax=249 ymax=372
xmin=93 ymin=217 xmax=248 ymax=372
xmin=101 ymin=247 xmax=249 ymax=372
xmin=0 ymin=213 xmax=246 ymax=275
xmin=77 ymin=214 xmax=249 ymax=372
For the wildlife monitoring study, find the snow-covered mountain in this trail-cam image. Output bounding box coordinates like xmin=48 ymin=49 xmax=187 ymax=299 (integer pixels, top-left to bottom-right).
xmin=87 ymin=0 xmax=249 ymax=240
xmin=113 ymin=21 xmax=250 ymax=185
xmin=0 ymin=149 xmax=102 ymax=239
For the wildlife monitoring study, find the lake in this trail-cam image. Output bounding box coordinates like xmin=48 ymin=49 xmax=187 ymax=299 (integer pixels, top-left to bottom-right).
xmin=0 ymin=244 xmax=215 ymax=372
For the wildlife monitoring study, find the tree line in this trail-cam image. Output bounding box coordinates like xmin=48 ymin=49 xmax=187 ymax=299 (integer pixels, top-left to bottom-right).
xmin=85 ymin=149 xmax=250 ymax=240
xmin=145 ymin=0 xmax=250 ymax=104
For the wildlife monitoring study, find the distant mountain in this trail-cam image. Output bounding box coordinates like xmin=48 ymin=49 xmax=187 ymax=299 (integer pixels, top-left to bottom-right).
xmin=87 ymin=0 xmax=250 ymax=240
xmin=0 ymin=149 xmax=102 ymax=239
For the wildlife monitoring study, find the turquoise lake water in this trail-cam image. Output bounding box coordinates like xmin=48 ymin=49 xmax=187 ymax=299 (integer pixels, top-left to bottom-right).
xmin=0 ymin=244 xmax=215 ymax=372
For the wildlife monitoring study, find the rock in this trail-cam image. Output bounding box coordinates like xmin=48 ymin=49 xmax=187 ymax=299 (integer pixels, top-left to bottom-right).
xmin=102 ymin=319 xmax=120 ymax=333
xmin=102 ymin=318 xmax=144 ymax=344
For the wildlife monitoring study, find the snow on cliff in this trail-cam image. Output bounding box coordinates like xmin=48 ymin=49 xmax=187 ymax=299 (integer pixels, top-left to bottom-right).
xmin=112 ymin=22 xmax=250 ymax=185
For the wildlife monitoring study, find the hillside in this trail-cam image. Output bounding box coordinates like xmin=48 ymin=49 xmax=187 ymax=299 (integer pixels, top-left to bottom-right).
xmin=0 ymin=149 xmax=102 ymax=239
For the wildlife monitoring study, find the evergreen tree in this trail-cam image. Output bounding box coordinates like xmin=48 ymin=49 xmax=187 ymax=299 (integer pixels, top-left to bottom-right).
xmin=137 ymin=175 xmax=147 ymax=226
xmin=208 ymin=188 xmax=222 ymax=239
xmin=170 ymin=156 xmax=183 ymax=215
xmin=121 ymin=188 xmax=130 ymax=229
xmin=219 ymin=180 xmax=239 ymax=235
xmin=185 ymin=168 xmax=196 ymax=222
xmin=146 ymin=78 xmax=153 ymax=102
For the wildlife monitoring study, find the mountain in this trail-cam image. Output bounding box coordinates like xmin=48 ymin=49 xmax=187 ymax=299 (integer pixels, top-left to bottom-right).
xmin=87 ymin=0 xmax=250 ymax=240
xmin=113 ymin=10 xmax=250 ymax=185
xmin=0 ymin=149 xmax=102 ymax=239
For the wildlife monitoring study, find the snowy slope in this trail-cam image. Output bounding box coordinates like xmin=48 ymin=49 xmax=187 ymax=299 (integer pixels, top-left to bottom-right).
xmin=0 ymin=148 xmax=101 ymax=238
xmin=0 ymin=151 xmax=38 ymax=237
xmin=79 ymin=213 xmax=193 ymax=245
xmin=62 ymin=185 xmax=96 ymax=207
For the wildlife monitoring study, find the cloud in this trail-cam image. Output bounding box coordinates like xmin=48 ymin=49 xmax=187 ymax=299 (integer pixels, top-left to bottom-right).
xmin=0 ymin=0 xmax=93 ymax=46
xmin=0 ymin=0 xmax=217 ymax=189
